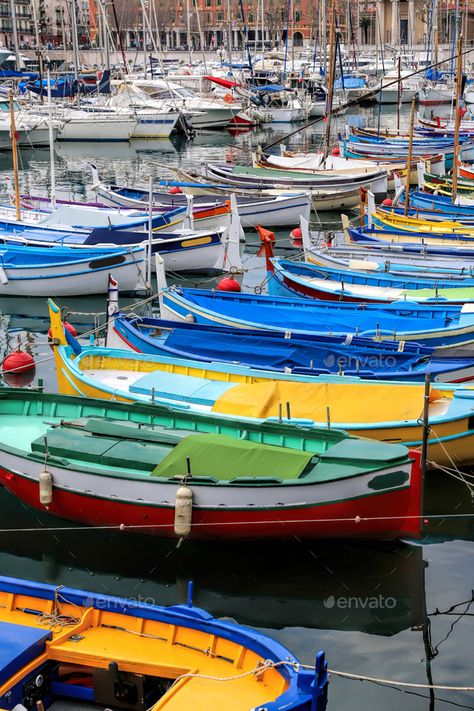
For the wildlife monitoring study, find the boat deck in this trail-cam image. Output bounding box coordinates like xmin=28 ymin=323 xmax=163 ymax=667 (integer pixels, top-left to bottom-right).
xmin=0 ymin=590 xmax=288 ymax=711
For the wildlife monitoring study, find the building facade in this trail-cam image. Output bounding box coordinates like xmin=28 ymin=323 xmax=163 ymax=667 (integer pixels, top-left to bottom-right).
xmin=0 ymin=0 xmax=33 ymax=49
xmin=35 ymin=0 xmax=91 ymax=48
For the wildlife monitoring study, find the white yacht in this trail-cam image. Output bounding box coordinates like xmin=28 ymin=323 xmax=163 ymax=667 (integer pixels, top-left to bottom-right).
xmin=375 ymin=69 xmax=419 ymax=104
xmin=129 ymin=79 xmax=238 ymax=129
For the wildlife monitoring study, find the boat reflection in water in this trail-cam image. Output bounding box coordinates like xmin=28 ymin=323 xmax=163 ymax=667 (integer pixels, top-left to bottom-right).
xmin=0 ymin=486 xmax=424 ymax=637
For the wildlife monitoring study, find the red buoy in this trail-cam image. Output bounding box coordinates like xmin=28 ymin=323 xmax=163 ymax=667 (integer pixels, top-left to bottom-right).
xmin=169 ymin=186 xmax=182 ymax=194
xmin=2 ymin=349 xmax=35 ymax=374
xmin=48 ymin=321 xmax=77 ymax=341
xmin=382 ymin=198 xmax=393 ymax=207
xmin=217 ymin=276 xmax=241 ymax=292
xmin=290 ymin=227 xmax=302 ymax=240
xmin=331 ymin=146 xmax=340 ymax=156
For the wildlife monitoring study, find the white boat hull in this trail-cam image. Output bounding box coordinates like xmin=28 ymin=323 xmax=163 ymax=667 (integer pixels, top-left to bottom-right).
xmin=58 ymin=117 xmax=137 ymax=142
xmin=0 ymin=249 xmax=146 ymax=296
xmin=419 ymin=86 xmax=453 ymax=105
xmin=376 ymin=88 xmax=418 ymax=104
xmin=131 ymin=112 xmax=179 ymax=138
xmin=261 ymin=108 xmax=305 ymax=123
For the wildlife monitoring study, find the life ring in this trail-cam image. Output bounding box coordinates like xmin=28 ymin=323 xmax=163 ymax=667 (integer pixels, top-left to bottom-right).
xmin=224 ymin=93 xmax=235 ymax=104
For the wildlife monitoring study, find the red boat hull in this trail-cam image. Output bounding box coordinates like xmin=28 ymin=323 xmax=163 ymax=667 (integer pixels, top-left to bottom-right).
xmin=279 ymin=273 xmax=387 ymax=303
xmin=0 ymin=453 xmax=422 ymax=540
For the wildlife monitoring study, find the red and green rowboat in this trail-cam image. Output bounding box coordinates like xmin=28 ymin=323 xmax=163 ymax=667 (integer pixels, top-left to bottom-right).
xmin=0 ymin=389 xmax=422 ymax=540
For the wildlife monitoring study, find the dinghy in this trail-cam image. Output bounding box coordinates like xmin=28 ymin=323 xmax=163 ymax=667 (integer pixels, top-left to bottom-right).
xmin=90 ymin=165 xmax=311 ymax=228
xmin=0 ymin=210 xmax=242 ymax=275
xmin=205 ymin=162 xmax=388 ymax=194
xmin=0 ymin=388 xmax=422 ymax=539
xmin=0 ymin=243 xmax=146 ymax=296
xmin=0 ymin=575 xmax=329 ymax=710
xmin=105 ymin=284 xmax=474 ymax=383
xmin=265 ymin=253 xmax=474 ymax=305
xmin=156 ymin=273 xmax=474 ymax=351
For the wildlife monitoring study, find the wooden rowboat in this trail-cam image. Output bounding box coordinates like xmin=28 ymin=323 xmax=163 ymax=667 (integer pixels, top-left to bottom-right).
xmin=0 ymin=575 xmax=328 ymax=710
xmin=48 ymin=301 xmax=474 ymax=467
xmin=0 ymin=388 xmax=422 ymax=539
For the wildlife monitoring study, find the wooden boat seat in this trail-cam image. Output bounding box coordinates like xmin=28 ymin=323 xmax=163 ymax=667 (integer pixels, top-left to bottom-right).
xmin=30 ymin=427 xmax=316 ymax=483
xmin=129 ymin=370 xmax=233 ymax=404
xmin=31 ymin=428 xmax=172 ymax=473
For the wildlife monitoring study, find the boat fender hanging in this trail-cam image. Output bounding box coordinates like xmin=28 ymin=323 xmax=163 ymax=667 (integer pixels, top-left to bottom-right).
xmin=0 ymin=265 xmax=8 ymax=285
xmin=39 ymin=469 xmax=53 ymax=506
xmin=174 ymin=485 xmax=193 ymax=539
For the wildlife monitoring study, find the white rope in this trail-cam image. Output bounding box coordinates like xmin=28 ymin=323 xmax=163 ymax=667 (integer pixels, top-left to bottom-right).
xmin=164 ymin=658 xmax=474 ymax=693
xmin=325 ymin=667 xmax=474 ymax=691
xmin=0 ymin=511 xmax=472 ymax=535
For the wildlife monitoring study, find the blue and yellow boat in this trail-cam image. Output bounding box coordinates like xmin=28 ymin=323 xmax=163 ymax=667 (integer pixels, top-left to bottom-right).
xmin=49 ymin=300 xmax=474 ymax=467
xmin=0 ymin=576 xmax=328 ymax=710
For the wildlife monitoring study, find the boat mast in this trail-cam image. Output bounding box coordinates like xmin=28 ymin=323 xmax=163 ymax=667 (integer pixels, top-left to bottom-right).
xmin=46 ymin=63 xmax=57 ymax=210
xmin=142 ymin=0 xmax=147 ymax=75
xmin=261 ymin=0 xmax=265 ymax=53
xmin=397 ymin=55 xmax=401 ymax=132
xmin=30 ymin=0 xmax=44 ymax=92
xmin=193 ymin=0 xmax=209 ymax=73
xmin=8 ymin=0 xmax=21 ymax=70
xmin=404 ymin=97 xmax=415 ymax=216
xmin=451 ymin=32 xmax=463 ymax=203
xmin=70 ymin=0 xmax=80 ymax=81
xmin=323 ymin=0 xmax=336 ymax=158
xmin=283 ymin=0 xmax=290 ymax=79
xmin=110 ymin=0 xmax=129 ymax=74
xmin=186 ymin=0 xmax=192 ymax=64
xmin=226 ymin=0 xmax=233 ymax=66
xmin=322 ymin=0 xmax=327 ymax=77
xmin=9 ymin=92 xmax=21 ymax=222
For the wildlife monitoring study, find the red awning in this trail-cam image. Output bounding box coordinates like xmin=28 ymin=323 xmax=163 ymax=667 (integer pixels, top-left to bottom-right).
xmin=203 ymin=75 xmax=240 ymax=89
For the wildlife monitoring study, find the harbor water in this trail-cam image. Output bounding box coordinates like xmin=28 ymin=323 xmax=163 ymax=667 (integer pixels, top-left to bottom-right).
xmin=0 ymin=103 xmax=473 ymax=710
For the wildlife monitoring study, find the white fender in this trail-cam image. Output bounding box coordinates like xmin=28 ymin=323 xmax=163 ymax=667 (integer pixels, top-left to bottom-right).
xmin=174 ymin=485 xmax=193 ymax=538
xmin=39 ymin=469 xmax=53 ymax=506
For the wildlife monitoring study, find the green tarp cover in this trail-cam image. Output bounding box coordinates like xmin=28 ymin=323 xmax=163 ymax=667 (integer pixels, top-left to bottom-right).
xmin=152 ymin=433 xmax=314 ymax=481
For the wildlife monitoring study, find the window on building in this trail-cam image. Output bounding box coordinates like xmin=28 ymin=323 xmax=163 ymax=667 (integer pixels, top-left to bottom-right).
xmin=205 ymin=0 xmax=211 ymax=6
xmin=294 ymin=10 xmax=300 ymax=21
xmin=217 ymin=10 xmax=223 ymax=20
